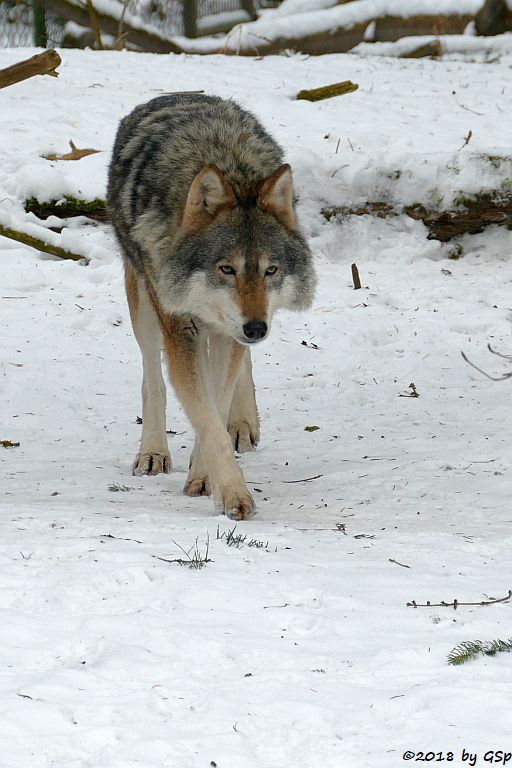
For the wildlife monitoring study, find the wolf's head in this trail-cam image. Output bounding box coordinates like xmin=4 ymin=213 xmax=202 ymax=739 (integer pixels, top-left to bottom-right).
xmin=159 ymin=164 xmax=315 ymax=345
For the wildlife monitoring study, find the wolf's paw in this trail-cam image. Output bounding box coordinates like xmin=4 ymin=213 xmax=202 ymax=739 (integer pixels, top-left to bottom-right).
xmin=217 ymin=488 xmax=256 ymax=521
xmin=133 ymin=451 xmax=171 ymax=476
xmin=228 ymin=419 xmax=260 ymax=453
xmin=184 ymin=474 xmax=211 ymax=497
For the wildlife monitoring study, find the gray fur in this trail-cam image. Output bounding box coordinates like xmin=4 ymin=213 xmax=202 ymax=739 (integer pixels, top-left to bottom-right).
xmin=107 ymin=94 xmax=316 ymax=325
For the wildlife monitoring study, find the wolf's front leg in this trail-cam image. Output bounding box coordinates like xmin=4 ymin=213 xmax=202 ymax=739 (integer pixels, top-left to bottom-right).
xmin=228 ymin=348 xmax=260 ymax=453
xmin=186 ymin=333 xmax=252 ymax=496
xmin=125 ymin=261 xmax=171 ymax=476
xmin=162 ymin=316 xmax=255 ymax=520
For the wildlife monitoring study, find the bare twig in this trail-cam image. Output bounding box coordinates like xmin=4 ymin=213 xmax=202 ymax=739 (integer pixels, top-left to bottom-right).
xmin=461 ymin=350 xmax=512 ymax=381
xmin=86 ymin=0 xmax=103 ymax=48
xmin=100 ymin=533 xmax=142 ymax=543
xmin=116 ymin=0 xmax=131 ymax=45
xmin=458 ymin=129 xmax=473 ymax=151
xmin=282 ymin=474 xmax=323 ymax=484
xmin=407 ymin=589 xmax=512 ymax=610
xmin=488 ymin=343 xmax=512 ymax=361
xmin=399 ymin=382 xmax=420 ymax=398
xmin=389 ymin=558 xmax=411 ymax=568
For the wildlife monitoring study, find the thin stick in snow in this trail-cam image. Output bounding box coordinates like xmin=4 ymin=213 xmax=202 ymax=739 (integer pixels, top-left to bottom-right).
xmin=407 ymin=590 xmax=512 ymax=610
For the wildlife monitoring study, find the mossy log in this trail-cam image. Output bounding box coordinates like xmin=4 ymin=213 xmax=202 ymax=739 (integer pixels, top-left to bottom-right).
xmin=0 ymin=224 xmax=86 ymax=262
xmin=0 ymin=49 xmax=61 ymax=89
xmin=24 ymin=196 xmax=109 ymax=222
xmin=297 ymin=81 xmax=358 ymax=102
xmin=22 ymin=191 xmax=512 ymax=244
xmin=322 ymin=194 xmax=512 ymax=242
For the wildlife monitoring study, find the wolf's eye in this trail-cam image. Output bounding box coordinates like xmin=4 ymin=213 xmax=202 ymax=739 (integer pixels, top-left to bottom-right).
xmin=265 ymin=265 xmax=278 ymax=276
xmin=218 ymin=265 xmax=236 ymax=275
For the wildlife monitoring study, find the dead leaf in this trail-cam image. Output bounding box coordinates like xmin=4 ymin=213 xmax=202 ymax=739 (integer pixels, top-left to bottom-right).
xmin=44 ymin=140 xmax=100 ymax=161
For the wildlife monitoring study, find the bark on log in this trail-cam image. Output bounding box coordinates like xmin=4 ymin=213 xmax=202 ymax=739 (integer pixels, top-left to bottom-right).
xmin=0 ymin=49 xmax=61 ymax=90
xmin=322 ymin=194 xmax=512 ymax=242
xmin=38 ymin=0 xmax=183 ymax=53
xmin=0 ymin=223 xmax=86 ymax=262
xmin=401 ymin=40 xmax=443 ymax=59
xmin=374 ymin=13 xmax=473 ymax=42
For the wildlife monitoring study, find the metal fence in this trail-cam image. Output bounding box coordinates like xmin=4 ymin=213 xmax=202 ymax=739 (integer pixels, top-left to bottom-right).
xmin=0 ymin=0 xmax=257 ymax=48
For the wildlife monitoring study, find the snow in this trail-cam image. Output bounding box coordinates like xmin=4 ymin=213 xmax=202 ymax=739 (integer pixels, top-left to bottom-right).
xmin=196 ymin=9 xmax=253 ymax=34
xmin=272 ymin=0 xmax=339 ymax=15
xmin=352 ymin=32 xmax=512 ymax=62
xmin=223 ymin=0 xmax=482 ymax=52
xmin=1 ymin=48 xmax=512 ymax=767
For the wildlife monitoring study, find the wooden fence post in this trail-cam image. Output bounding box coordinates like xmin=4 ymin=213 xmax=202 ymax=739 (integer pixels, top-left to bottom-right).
xmin=183 ymin=0 xmax=197 ymax=38
xmin=32 ymin=0 xmax=48 ymax=46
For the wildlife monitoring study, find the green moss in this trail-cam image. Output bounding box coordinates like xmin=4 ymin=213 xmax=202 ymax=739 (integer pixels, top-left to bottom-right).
xmin=478 ymin=153 xmax=510 ymax=169
xmin=448 ymin=243 xmax=463 ymax=260
xmin=454 ymin=186 xmax=512 ymax=208
xmin=427 ymin=187 xmax=444 ymax=209
xmin=25 ymin=195 xmax=108 ymax=220
xmin=453 ymin=194 xmax=475 ymax=209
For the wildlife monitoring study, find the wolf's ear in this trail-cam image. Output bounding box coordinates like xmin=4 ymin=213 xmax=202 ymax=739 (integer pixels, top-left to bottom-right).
xmin=182 ymin=165 xmax=235 ymax=229
xmin=257 ymin=164 xmax=297 ymax=229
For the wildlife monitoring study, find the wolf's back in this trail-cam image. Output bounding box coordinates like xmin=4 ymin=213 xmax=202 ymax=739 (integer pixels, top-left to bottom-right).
xmin=107 ymin=94 xmax=285 ymax=254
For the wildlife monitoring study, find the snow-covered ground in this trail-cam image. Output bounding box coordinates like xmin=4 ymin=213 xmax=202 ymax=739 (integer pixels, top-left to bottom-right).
xmin=1 ymin=49 xmax=512 ymax=767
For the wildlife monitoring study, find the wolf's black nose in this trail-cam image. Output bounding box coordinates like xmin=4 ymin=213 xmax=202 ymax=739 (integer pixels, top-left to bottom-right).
xmin=243 ymin=321 xmax=268 ymax=342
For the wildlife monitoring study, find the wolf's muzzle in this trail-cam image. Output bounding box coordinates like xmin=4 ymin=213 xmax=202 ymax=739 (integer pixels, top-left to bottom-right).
xmin=243 ymin=321 xmax=268 ymax=342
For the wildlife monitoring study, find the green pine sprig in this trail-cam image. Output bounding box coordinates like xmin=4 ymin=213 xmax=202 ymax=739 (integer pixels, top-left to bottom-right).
xmin=448 ymin=638 xmax=512 ymax=666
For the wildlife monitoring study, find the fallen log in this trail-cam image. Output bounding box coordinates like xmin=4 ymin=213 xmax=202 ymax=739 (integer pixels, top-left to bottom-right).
xmin=224 ymin=10 xmax=475 ymax=55
xmin=0 ymin=223 xmax=86 ymax=262
xmin=374 ymin=13 xmax=474 ymax=43
xmin=0 ymin=49 xmax=61 ymax=90
xmin=38 ymin=0 xmax=183 ymax=53
xmin=22 ymin=190 xmax=512 ymax=244
xmin=322 ymin=193 xmax=512 ymax=242
xmin=24 ymin=196 xmax=109 ymax=222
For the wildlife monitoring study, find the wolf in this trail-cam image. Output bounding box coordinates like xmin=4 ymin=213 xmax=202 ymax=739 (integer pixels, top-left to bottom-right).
xmin=107 ymin=94 xmax=316 ymax=520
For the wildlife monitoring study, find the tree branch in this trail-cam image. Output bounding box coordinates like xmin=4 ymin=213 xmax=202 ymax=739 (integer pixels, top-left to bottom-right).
xmin=0 ymin=49 xmax=61 ymax=90
xmin=0 ymin=223 xmax=86 ymax=262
